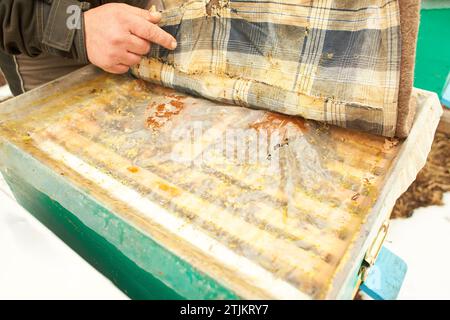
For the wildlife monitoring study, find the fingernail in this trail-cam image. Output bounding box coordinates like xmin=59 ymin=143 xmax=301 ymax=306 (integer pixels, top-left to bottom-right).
xmin=151 ymin=12 xmax=162 ymax=20
xmin=171 ymin=41 xmax=178 ymax=50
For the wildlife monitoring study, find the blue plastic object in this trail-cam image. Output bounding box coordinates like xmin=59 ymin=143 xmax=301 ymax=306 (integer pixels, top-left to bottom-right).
xmin=441 ymin=72 xmax=450 ymax=108
xmin=360 ymin=246 xmax=408 ymax=300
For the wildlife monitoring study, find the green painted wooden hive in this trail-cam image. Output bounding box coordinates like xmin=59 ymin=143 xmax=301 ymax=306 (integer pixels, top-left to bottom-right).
xmin=415 ymin=1 xmax=450 ymax=99
xmin=0 ymin=66 xmax=442 ymax=299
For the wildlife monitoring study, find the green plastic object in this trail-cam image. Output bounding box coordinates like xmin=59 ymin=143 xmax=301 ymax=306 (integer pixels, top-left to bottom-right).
xmin=414 ymin=7 xmax=450 ymax=98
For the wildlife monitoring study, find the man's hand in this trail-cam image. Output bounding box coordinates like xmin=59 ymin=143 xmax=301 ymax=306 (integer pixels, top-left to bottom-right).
xmin=84 ymin=3 xmax=176 ymax=74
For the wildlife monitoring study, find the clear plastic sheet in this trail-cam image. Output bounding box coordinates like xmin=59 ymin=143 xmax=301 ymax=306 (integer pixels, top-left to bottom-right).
xmin=0 ymin=72 xmax=403 ymax=298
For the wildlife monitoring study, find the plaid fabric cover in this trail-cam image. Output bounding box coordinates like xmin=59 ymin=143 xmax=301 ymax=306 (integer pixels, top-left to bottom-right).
xmin=133 ymin=0 xmax=401 ymax=137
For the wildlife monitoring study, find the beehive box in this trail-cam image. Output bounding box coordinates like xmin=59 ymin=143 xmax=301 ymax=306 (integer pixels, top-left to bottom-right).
xmin=0 ymin=66 xmax=442 ymax=299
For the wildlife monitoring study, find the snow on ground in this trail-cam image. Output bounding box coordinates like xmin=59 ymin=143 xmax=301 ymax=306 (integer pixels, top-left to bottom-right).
xmin=385 ymin=192 xmax=450 ymax=299
xmin=0 ymin=85 xmax=12 ymax=102
xmin=0 ymin=170 xmax=449 ymax=299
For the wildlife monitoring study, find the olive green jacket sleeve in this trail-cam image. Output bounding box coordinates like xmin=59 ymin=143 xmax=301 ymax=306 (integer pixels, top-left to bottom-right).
xmin=0 ymin=0 xmax=149 ymax=63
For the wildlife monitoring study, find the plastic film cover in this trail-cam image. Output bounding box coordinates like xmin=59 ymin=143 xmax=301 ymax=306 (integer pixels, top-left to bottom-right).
xmin=0 ymin=71 xmax=408 ymax=299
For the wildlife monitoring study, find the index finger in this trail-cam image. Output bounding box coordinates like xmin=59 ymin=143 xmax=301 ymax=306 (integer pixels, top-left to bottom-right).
xmin=128 ymin=18 xmax=177 ymax=50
